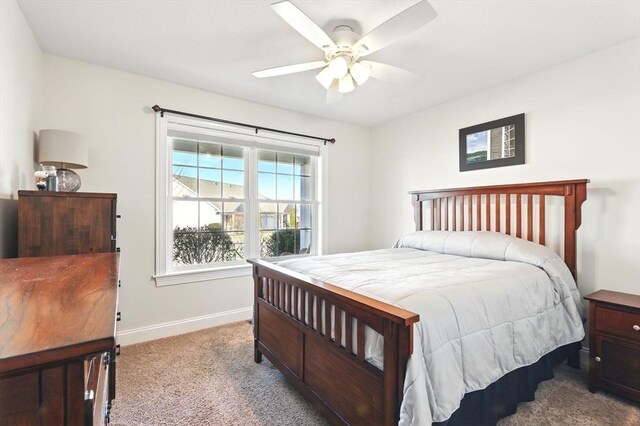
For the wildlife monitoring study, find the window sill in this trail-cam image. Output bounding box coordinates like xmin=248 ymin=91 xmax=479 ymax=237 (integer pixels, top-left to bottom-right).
xmin=154 ymin=264 xmax=252 ymax=287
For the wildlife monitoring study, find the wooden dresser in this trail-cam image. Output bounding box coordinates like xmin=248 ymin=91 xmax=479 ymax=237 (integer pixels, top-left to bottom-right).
xmin=18 ymin=191 xmax=117 ymax=257
xmin=584 ymin=290 xmax=640 ymax=402
xmin=0 ymin=253 xmax=119 ymax=425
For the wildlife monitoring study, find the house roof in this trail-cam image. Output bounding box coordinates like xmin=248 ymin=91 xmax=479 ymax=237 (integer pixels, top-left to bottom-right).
xmin=173 ymin=175 xmax=293 ymax=213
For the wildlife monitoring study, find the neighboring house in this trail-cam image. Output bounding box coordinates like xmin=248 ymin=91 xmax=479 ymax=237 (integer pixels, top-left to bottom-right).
xmin=172 ymin=175 xmax=298 ymax=231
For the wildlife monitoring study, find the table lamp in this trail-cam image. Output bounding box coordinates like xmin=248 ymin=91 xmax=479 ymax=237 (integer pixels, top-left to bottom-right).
xmin=38 ymin=129 xmax=88 ymax=192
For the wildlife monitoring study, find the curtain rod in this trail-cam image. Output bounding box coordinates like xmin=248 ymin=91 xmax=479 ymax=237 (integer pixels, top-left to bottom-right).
xmin=152 ymin=105 xmax=336 ymax=145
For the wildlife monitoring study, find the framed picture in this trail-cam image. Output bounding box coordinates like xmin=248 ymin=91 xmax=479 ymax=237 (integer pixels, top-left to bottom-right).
xmin=459 ymin=113 xmax=525 ymax=172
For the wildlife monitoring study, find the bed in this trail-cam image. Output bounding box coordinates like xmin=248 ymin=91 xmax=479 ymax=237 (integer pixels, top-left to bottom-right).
xmin=248 ymin=179 xmax=589 ymax=425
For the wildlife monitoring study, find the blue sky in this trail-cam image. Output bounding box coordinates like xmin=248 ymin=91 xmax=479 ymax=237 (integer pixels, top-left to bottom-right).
xmin=466 ymin=130 xmax=488 ymax=153
xmin=173 ymin=154 xmax=308 ymax=200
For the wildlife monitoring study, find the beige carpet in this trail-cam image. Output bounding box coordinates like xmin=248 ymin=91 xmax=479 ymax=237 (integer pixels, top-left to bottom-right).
xmin=110 ymin=322 xmax=639 ymax=426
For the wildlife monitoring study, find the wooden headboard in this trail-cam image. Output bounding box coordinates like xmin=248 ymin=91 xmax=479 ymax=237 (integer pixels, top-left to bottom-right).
xmin=410 ymin=179 xmax=589 ymax=279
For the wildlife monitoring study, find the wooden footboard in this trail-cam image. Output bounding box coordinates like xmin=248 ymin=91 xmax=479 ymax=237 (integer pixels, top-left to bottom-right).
xmin=248 ymin=259 xmax=419 ymax=425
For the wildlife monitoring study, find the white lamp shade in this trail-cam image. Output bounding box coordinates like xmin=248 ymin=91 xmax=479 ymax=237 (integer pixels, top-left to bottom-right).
xmin=350 ymin=62 xmax=372 ymax=86
xmin=315 ymin=67 xmax=334 ymax=89
xmin=338 ymin=74 xmax=355 ymax=93
xmin=38 ymin=129 xmax=88 ymax=169
xmin=328 ymin=56 xmax=349 ymax=79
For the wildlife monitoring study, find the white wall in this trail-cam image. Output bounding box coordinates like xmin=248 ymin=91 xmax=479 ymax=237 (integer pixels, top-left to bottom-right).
xmin=0 ymin=0 xmax=42 ymax=258
xmin=370 ymin=39 xmax=640 ymax=297
xmin=41 ymin=54 xmax=371 ymax=344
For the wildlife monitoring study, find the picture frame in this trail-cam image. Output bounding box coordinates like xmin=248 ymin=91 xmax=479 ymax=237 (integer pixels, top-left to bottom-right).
xmin=459 ymin=113 xmax=525 ymax=172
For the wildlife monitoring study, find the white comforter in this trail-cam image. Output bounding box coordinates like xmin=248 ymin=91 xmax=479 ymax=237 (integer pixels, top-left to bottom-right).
xmin=279 ymin=231 xmax=585 ymax=425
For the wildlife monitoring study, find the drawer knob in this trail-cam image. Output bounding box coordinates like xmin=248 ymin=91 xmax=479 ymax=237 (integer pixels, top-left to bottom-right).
xmin=595 ymin=356 xmax=601 ymax=362
xmin=633 ymin=325 xmax=640 ymax=331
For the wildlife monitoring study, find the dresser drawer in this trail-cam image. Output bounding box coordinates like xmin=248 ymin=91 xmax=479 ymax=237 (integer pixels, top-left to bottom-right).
xmin=594 ymin=334 xmax=640 ymax=399
xmin=595 ymin=306 xmax=640 ymax=341
xmin=85 ymin=352 xmax=110 ymax=425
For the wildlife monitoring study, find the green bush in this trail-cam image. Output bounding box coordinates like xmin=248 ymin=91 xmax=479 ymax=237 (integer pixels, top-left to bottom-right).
xmin=173 ymin=223 xmax=239 ymax=264
xmin=263 ymin=229 xmax=301 ymax=257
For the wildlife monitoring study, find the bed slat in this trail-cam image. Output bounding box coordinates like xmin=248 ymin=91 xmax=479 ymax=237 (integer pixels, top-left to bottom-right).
xmin=516 ymin=194 xmax=522 ymax=238
xmin=485 ymin=194 xmax=490 ymax=231
xmin=505 ymin=194 xmax=511 ymax=235
xmin=539 ymin=196 xmax=546 ymax=245
xmin=325 ymin=302 xmax=332 ymax=340
xmin=527 ymin=194 xmax=533 ymax=241
xmin=475 ymin=194 xmax=481 ymax=230
xmin=444 ymin=198 xmax=449 ymax=230
xmin=495 ymin=194 xmax=501 ymax=232
xmin=357 ymin=320 xmax=365 ymax=361
xmin=285 ymin=283 xmax=291 ymax=314
xmin=335 ymin=309 xmax=342 ymax=348
xmin=345 ymin=312 xmax=353 ymax=354
xmin=301 ymin=290 xmax=307 ymax=325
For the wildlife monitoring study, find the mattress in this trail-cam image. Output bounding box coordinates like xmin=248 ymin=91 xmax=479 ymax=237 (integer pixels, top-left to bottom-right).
xmin=278 ymin=231 xmax=585 ymax=425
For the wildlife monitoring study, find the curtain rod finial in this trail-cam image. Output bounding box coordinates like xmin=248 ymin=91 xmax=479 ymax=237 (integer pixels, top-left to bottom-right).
xmin=152 ymin=105 xmax=161 ymax=113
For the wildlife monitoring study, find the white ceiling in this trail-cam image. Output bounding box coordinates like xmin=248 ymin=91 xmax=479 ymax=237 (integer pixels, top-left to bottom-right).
xmin=18 ymin=0 xmax=640 ymax=127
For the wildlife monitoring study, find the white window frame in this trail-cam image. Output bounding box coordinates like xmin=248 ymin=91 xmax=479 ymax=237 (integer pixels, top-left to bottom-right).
xmin=154 ymin=113 xmax=326 ymax=287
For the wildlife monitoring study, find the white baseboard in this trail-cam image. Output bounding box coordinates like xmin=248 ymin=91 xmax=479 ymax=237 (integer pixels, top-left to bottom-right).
xmin=116 ymin=307 xmax=252 ymax=346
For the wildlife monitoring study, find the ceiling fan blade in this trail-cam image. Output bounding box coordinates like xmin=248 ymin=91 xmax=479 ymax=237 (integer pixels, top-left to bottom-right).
xmin=272 ymin=1 xmax=337 ymax=52
xmin=353 ymin=0 xmax=437 ymax=57
xmin=252 ymin=61 xmax=327 ymax=78
xmin=361 ymin=61 xmax=422 ymax=85
xmin=326 ymin=81 xmax=343 ymax=104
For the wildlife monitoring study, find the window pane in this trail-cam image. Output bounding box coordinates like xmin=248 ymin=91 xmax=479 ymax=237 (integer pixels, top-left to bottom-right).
xmin=295 ymin=155 xmax=311 ymax=176
xmin=226 ymin=232 xmax=245 ymax=261
xmin=223 ymin=202 xmax=245 ymax=231
xmin=279 ymin=203 xmax=295 ymax=229
xmin=261 ymin=228 xmax=299 ymax=257
xmin=277 ymin=152 xmax=294 ymax=175
xmin=258 ymin=172 xmax=276 ymax=199
xmin=260 ymin=230 xmax=276 ymax=257
xmin=199 ymin=143 xmax=222 ymax=168
xmin=259 ymin=202 xmax=277 ymax=230
xmin=258 ymin=150 xmax=276 ymax=173
xmin=173 ymin=166 xmax=198 ymax=197
xmin=222 ymin=145 xmax=244 ymax=170
xmin=199 ymin=168 xmax=221 ymax=198
xmin=222 ymin=170 xmax=244 ymax=198
xmin=199 ymin=200 xmax=222 ymax=230
xmin=277 ymin=174 xmax=293 ymax=200
xmin=297 ymin=204 xmax=312 ymax=229
xmin=172 ymin=139 xmax=197 ymax=166
xmin=294 ymin=176 xmax=312 ymax=201
xmin=173 ymin=231 xmax=199 ymax=266
xmin=173 ymin=200 xmax=198 ymax=231
xmin=198 ymin=231 xmax=238 ymax=263
xmin=298 ymin=230 xmax=312 ymax=254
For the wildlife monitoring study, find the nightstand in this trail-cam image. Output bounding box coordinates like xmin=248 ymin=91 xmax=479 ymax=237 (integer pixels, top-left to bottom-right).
xmin=584 ymin=290 xmax=640 ymax=402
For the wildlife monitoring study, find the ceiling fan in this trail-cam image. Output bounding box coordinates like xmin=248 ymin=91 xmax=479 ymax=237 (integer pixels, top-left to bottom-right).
xmin=252 ymin=0 xmax=438 ymax=104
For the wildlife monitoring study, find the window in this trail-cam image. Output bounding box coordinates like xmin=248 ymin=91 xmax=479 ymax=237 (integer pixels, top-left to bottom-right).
xmin=155 ymin=113 xmax=323 ymax=285
xmin=257 ymin=151 xmax=314 ymax=257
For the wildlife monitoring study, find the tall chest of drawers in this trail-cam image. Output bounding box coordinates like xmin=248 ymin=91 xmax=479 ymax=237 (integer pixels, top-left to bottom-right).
xmin=584 ymin=290 xmax=640 ymax=402
xmin=18 ymin=191 xmax=117 ymax=257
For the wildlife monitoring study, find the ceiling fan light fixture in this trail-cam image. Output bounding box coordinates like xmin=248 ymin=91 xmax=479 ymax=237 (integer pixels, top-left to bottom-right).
xmin=328 ymin=56 xmax=349 ymax=79
xmin=350 ymin=62 xmax=372 ymax=86
xmin=315 ymin=67 xmax=334 ymax=89
xmin=338 ymin=74 xmax=355 ymax=93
